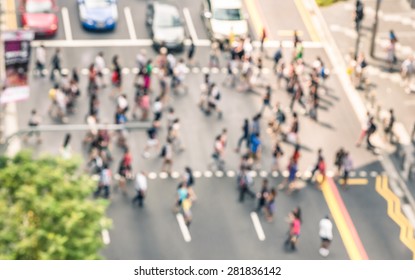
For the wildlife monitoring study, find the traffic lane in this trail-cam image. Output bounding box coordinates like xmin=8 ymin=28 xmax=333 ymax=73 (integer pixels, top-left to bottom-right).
xmin=256 ymin=0 xmax=312 ymax=41
xmin=103 ymin=177 xmax=190 ymax=260
xmin=337 ymin=162 xmax=413 ymax=259
xmin=64 ymin=2 xmax=131 ymax=40
xmin=179 ymin=0 xmax=210 ymax=40
xmin=128 ymin=0 xmax=151 ymax=40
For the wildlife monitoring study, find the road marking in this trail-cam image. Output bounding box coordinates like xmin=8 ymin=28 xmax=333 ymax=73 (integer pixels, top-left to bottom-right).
xmin=148 ymin=172 xmax=157 ymax=180
xmin=61 ymin=7 xmax=73 ymax=41
xmin=124 ymin=7 xmax=137 ymax=40
xmin=370 ymin=171 xmax=378 ymax=177
xmin=204 ymin=171 xmax=213 ymax=178
xmin=293 ymin=0 xmax=320 ymax=42
xmin=193 ymin=171 xmax=202 ymax=178
xmin=176 ymin=213 xmax=191 ymax=242
xmin=215 ymin=170 xmax=224 ymax=177
xmin=31 ymin=39 xmax=322 ymax=48
xmin=359 ymin=171 xmax=367 ymax=177
xmin=244 ymin=0 xmax=265 ymax=38
xmin=250 ymin=212 xmax=266 ymax=241
xmin=259 ymin=171 xmax=268 ymax=178
xmin=183 ymin=8 xmax=198 ymax=41
xmin=101 ymin=229 xmax=110 ymax=245
xmin=338 ymin=178 xmax=369 ymax=185
xmin=226 ymin=170 xmax=236 ymax=177
xmin=159 ymin=172 xmax=168 ymax=179
xmin=277 ymin=30 xmax=304 ymax=37
xmin=249 ymin=170 xmax=258 ymax=178
xmin=376 ymin=176 xmax=415 ymax=259
xmin=271 ymin=171 xmax=279 ymax=178
xmin=171 ymin=171 xmax=180 ymax=179
xmin=322 ymin=177 xmax=368 ymax=259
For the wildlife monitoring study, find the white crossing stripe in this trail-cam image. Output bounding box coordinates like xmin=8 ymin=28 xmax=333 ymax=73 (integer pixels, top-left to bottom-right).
xmin=250 ymin=212 xmax=266 ymax=241
xmin=159 ymin=172 xmax=168 ymax=179
xmin=215 ymin=171 xmax=224 ymax=177
xmin=193 ymin=171 xmax=202 ymax=178
xmin=148 ymin=172 xmax=157 ymax=180
xmin=61 ymin=7 xmax=73 ymax=41
xmin=204 ymin=171 xmax=213 ymax=178
xmin=226 ymin=170 xmax=236 ymax=177
xmin=124 ymin=7 xmax=137 ymax=40
xmin=171 ymin=171 xmax=180 ymax=179
xmin=183 ymin=7 xmax=199 ymax=41
xmin=176 ymin=213 xmax=191 ymax=242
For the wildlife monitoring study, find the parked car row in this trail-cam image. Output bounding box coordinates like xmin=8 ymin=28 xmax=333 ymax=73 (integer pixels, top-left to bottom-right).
xmin=19 ymin=0 xmax=249 ymax=51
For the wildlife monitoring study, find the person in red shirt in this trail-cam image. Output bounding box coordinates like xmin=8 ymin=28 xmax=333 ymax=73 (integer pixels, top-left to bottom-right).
xmin=118 ymin=147 xmax=132 ymax=194
xmin=285 ymin=207 xmax=302 ymax=251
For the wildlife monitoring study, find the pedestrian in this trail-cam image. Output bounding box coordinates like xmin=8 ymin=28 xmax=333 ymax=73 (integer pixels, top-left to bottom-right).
xmin=281 ymin=157 xmax=298 ymax=194
xmin=209 ymin=135 xmax=225 ymax=171
xmin=319 ymin=215 xmax=333 ymax=257
xmin=132 ymin=171 xmax=148 ymax=207
xmin=187 ymin=37 xmax=196 ymax=66
xmin=235 ymin=118 xmax=250 ymax=153
xmin=183 ymin=166 xmax=197 ymax=201
xmin=249 ymin=133 xmax=262 ymax=168
xmin=94 ymin=164 xmax=111 ymax=199
xmin=251 ymin=113 xmax=261 ymax=137
xmin=142 ymin=121 xmax=160 ymax=158
xmin=285 ymin=207 xmax=302 ymax=251
xmin=175 ymin=182 xmax=188 ymax=212
xmin=118 ymin=147 xmax=132 ymax=194
xmin=152 ymin=96 xmax=163 ymax=125
xmin=273 ymin=42 xmax=283 ymax=73
xmin=166 ymin=107 xmax=175 ymax=130
xmin=384 ymin=109 xmax=395 ymax=143
xmin=260 ymin=27 xmax=267 ymax=54
xmin=209 ymin=41 xmax=220 ymax=68
xmin=168 ymin=118 xmax=184 ymax=152
xmin=35 ymin=44 xmax=46 ymax=77
xmin=72 ymin=67 xmax=80 ymax=84
xmin=111 ymin=55 xmax=122 ymax=96
xmin=160 ymin=138 xmax=173 ymax=174
xmin=356 ymin=112 xmax=371 ymax=146
xmin=117 ymin=93 xmax=129 ymax=115
xmin=50 ymin=48 xmax=61 ymax=82
xmin=206 ymin=82 xmax=223 ymax=119
xmin=310 ymin=148 xmax=323 ymax=180
xmin=257 ymin=178 xmax=269 ymax=212
xmin=293 ymin=30 xmax=300 ymax=47
xmin=260 ymin=85 xmax=273 ymax=114
xmin=342 ymin=151 xmax=353 ymax=188
xmin=238 ymin=169 xmax=255 ymax=202
xmin=143 ymin=59 xmax=153 ymax=92
xmin=286 ymin=112 xmax=299 ymax=144
xmin=94 ymin=51 xmax=106 ymax=88
xmin=60 ymin=133 xmax=72 ymax=159
xmin=334 ymin=147 xmax=345 ymax=177
xmin=366 ymin=116 xmax=377 ymax=150
xmin=271 ymin=141 xmax=284 ymax=171
xmin=139 ymin=91 xmax=150 ymax=121
xmin=264 ymin=188 xmax=277 ymax=222
xmin=199 ymin=73 xmax=210 ymax=112
xmin=87 ymin=63 xmax=97 ymax=95
xmin=172 ymin=58 xmax=188 ymax=94
xmin=182 ymin=193 xmax=193 ymax=227
xmin=24 ymin=109 xmax=42 ymax=144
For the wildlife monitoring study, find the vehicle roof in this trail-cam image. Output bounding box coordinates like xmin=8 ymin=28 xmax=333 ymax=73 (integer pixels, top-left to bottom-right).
xmin=210 ymin=0 xmax=242 ymax=9
xmin=153 ymin=1 xmax=180 ymax=14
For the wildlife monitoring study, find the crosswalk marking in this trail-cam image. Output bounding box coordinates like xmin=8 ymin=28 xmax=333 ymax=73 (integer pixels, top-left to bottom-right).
xmin=176 ymin=213 xmax=191 ymax=242
xmin=250 ymin=212 xmax=266 ymax=241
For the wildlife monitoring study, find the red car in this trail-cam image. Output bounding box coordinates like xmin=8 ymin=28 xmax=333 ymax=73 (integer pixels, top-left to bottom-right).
xmin=20 ymin=0 xmax=58 ymax=37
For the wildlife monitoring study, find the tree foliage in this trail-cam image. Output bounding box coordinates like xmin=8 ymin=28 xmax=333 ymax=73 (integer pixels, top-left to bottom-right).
xmin=0 ymin=151 xmax=110 ymax=260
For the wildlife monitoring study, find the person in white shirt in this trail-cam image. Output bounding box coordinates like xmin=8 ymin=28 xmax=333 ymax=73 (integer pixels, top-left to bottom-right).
xmin=172 ymin=59 xmax=188 ymax=94
xmin=117 ymin=94 xmax=129 ymax=114
xmin=319 ymin=216 xmax=333 ymax=257
xmin=132 ymin=171 xmax=148 ymax=207
xmin=35 ymin=44 xmax=46 ymax=77
xmin=94 ymin=52 xmax=106 ymax=87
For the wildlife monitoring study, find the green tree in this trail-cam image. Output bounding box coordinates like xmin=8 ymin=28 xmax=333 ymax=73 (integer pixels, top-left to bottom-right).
xmin=0 ymin=151 xmax=110 ymax=259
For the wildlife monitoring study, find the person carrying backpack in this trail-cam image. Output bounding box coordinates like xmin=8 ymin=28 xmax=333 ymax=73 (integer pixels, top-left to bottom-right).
xmin=238 ymin=170 xmax=255 ymax=202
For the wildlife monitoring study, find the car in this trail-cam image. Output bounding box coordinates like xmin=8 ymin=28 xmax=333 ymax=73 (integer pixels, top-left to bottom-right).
xmin=78 ymin=0 xmax=118 ymax=31
xmin=146 ymin=1 xmax=185 ymax=52
xmin=201 ymin=0 xmax=248 ymax=44
xmin=19 ymin=0 xmax=58 ymax=37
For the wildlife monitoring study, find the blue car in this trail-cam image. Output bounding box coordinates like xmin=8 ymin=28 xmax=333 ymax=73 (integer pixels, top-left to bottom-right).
xmin=78 ymin=0 xmax=118 ymax=31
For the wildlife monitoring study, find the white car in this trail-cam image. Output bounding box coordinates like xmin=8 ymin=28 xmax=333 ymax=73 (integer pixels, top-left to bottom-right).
xmin=201 ymin=0 xmax=248 ymax=43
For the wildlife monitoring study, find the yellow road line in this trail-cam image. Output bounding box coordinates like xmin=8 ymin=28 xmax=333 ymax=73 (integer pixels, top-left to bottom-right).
xmin=293 ymin=0 xmax=320 ymax=42
xmin=321 ymin=179 xmax=366 ymax=259
xmin=5 ymin=0 xmax=18 ymax=29
xmin=375 ymin=176 xmax=415 ymax=259
xmin=338 ymin=178 xmax=368 ymax=185
xmin=244 ymin=0 xmax=263 ymax=38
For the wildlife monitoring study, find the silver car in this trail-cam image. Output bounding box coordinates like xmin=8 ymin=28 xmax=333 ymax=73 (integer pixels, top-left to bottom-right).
xmin=201 ymin=0 xmax=248 ymax=43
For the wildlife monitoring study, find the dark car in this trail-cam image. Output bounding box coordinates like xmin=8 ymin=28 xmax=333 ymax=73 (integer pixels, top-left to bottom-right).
xmin=146 ymin=1 xmax=185 ymax=52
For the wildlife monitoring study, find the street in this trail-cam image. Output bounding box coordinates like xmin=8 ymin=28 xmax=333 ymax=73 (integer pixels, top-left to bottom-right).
xmin=1 ymin=0 xmax=415 ymax=260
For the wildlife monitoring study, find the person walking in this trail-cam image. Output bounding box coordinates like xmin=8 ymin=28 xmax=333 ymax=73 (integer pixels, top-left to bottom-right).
xmin=238 ymin=169 xmax=255 ymax=202
xmin=264 ymin=188 xmax=277 ymax=222
xmin=209 ymin=135 xmax=225 ymax=171
xmin=334 ymin=147 xmax=345 ymax=177
xmin=260 ymin=85 xmax=273 ymax=114
xmin=50 ymin=48 xmax=61 ymax=82
xmin=35 ymin=44 xmax=46 ymax=77
xmin=60 ymin=133 xmax=72 ymax=160
xmin=356 ymin=112 xmax=371 ymax=146
xmin=118 ymin=147 xmax=132 ymax=194
xmin=94 ymin=164 xmax=111 ymax=199
xmin=142 ymin=121 xmax=160 ymax=158
xmin=132 ymin=171 xmax=148 ymax=207
xmin=342 ymin=151 xmax=353 ymax=188
xmin=285 ymin=207 xmax=302 ymax=251
xmin=319 ymin=215 xmax=333 ymax=257
xmin=384 ymin=108 xmax=395 ymax=143
xmin=23 ymin=109 xmax=42 ymax=144
xmin=160 ymin=139 xmax=173 ymax=174
xmin=256 ymin=179 xmax=270 ymax=212
xmin=235 ymin=118 xmax=250 ymax=153
xmin=111 ymin=55 xmax=122 ymax=96
xmin=271 ymin=141 xmax=284 ymax=172
xmin=310 ymin=149 xmax=324 ymax=181
xmin=366 ymin=116 xmax=377 ymax=151
xmin=94 ymin=51 xmax=106 ymax=88
xmin=187 ymin=38 xmax=196 ymax=66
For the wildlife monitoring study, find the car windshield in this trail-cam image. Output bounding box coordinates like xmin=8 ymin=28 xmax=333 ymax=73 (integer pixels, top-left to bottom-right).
xmin=84 ymin=0 xmax=111 ymax=8
xmin=25 ymin=1 xmax=53 ymax=13
xmin=154 ymin=8 xmax=181 ymax=28
xmin=213 ymin=8 xmax=242 ymax=21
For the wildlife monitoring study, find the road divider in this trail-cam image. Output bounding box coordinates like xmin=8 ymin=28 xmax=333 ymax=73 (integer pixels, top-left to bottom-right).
xmin=375 ymin=176 xmax=415 ymax=259
xmin=322 ymin=177 xmax=368 ymax=260
xmin=338 ymin=178 xmax=369 ymax=186
xmin=61 ymin=7 xmax=73 ymax=41
xmin=124 ymin=7 xmax=137 ymax=40
xmin=250 ymin=212 xmax=266 ymax=241
xmin=176 ymin=213 xmax=191 ymax=242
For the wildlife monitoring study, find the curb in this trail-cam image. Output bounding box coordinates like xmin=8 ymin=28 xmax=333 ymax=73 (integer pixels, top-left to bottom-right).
xmin=303 ymin=0 xmax=415 ymax=225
